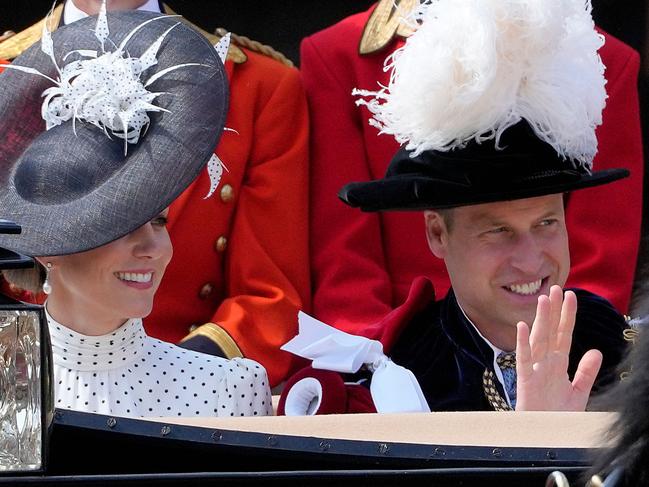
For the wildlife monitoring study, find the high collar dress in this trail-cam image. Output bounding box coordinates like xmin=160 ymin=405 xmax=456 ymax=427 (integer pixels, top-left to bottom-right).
xmin=47 ymin=309 xmax=273 ymax=418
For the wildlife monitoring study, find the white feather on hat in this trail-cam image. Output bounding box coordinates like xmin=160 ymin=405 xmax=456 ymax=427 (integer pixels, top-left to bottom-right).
xmin=353 ymin=0 xmax=607 ymax=170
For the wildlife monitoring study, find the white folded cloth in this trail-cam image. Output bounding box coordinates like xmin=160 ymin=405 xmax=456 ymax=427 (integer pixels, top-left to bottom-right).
xmin=282 ymin=312 xmax=430 ymax=414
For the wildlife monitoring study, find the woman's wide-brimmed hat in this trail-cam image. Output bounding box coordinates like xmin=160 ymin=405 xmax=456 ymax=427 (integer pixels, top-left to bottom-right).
xmin=340 ymin=121 xmax=629 ymax=211
xmin=0 ymin=9 xmax=228 ymax=256
xmin=340 ymin=0 xmax=629 ymax=212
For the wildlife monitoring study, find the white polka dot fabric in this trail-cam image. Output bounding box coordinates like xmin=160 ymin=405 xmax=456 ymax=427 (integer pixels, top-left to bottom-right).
xmin=46 ymin=309 xmax=273 ymax=418
xmin=204 ymin=153 xmax=224 ymax=199
xmin=29 ymin=3 xmax=203 ymax=155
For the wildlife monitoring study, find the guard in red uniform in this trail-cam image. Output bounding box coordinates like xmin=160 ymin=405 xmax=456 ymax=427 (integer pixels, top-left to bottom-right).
xmin=303 ymin=0 xmax=643 ymax=333
xmin=0 ymin=1 xmax=310 ymax=387
xmin=149 ymin=44 xmax=310 ymax=387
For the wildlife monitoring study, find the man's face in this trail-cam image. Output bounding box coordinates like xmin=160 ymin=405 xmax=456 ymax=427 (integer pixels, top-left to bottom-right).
xmin=425 ymin=194 xmax=570 ymax=349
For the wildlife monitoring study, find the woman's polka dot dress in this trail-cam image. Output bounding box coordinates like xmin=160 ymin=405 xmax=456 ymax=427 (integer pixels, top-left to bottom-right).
xmin=47 ymin=309 xmax=273 ymax=418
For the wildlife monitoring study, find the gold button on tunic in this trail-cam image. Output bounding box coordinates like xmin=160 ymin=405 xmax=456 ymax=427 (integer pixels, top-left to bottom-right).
xmin=220 ymin=184 xmax=235 ymax=203
xmin=199 ymin=283 xmax=214 ymax=299
xmin=215 ymin=236 xmax=228 ymax=253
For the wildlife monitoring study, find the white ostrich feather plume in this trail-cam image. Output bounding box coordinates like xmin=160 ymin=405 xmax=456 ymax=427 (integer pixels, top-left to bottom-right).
xmin=353 ymin=0 xmax=607 ymax=169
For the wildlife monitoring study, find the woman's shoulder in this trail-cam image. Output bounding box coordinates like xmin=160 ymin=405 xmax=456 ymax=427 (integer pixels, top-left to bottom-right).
xmin=144 ymin=336 xmax=222 ymax=363
xmin=142 ymin=337 xmax=273 ymax=416
xmin=144 ymin=338 xmax=270 ymax=387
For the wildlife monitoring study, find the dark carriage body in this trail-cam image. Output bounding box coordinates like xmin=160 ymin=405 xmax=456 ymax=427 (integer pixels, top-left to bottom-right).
xmin=0 ymin=408 xmax=612 ymax=486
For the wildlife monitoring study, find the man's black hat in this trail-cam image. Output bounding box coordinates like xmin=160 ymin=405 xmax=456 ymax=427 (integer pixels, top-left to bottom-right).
xmin=340 ymin=121 xmax=629 ymax=211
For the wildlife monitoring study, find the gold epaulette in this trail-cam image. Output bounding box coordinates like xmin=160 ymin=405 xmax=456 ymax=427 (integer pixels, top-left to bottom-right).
xmin=214 ymin=27 xmax=294 ymax=68
xmin=0 ymin=4 xmax=63 ymax=60
xmin=359 ymin=0 xmax=417 ymax=55
xmin=161 ymin=4 xmax=247 ymax=64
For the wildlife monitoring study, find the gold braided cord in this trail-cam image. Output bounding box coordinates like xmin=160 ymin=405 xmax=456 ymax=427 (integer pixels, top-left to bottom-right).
xmin=214 ymin=28 xmax=294 ymax=68
xmin=618 ymin=325 xmax=637 ymax=380
xmin=496 ymin=352 xmax=516 ymax=369
xmin=482 ymin=368 xmax=512 ymax=411
xmin=623 ymin=327 xmax=638 ymax=343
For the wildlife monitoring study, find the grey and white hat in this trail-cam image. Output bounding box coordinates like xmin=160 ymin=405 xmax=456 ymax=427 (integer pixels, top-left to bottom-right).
xmin=0 ymin=8 xmax=229 ymax=256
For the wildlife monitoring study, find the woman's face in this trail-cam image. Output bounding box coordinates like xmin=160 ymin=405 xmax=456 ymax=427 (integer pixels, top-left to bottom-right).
xmin=44 ymin=210 xmax=172 ymax=332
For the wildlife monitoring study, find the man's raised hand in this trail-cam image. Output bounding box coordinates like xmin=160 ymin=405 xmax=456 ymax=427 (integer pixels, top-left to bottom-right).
xmin=515 ymin=285 xmax=603 ymax=411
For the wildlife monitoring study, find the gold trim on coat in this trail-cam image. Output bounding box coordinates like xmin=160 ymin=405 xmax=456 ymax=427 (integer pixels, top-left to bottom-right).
xmin=181 ymin=322 xmax=244 ymax=360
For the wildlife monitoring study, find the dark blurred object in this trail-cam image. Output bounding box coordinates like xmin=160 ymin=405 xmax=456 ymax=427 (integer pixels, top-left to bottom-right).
xmin=0 ymin=219 xmax=21 ymax=234
xmin=592 ymin=0 xmax=646 ymax=54
xmin=35 ymin=408 xmax=593 ymax=486
xmin=0 ymin=220 xmax=33 ymax=269
xmin=0 ymin=247 xmax=34 ymax=270
xmin=165 ymin=0 xmax=376 ymax=64
xmin=587 ymin=320 xmax=649 ymax=486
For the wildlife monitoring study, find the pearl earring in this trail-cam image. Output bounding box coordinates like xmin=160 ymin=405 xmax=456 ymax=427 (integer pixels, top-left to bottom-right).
xmin=42 ymin=262 xmax=53 ymax=295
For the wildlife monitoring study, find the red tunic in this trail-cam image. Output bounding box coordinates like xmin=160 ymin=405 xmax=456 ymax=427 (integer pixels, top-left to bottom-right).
xmin=144 ymin=48 xmax=311 ymax=387
xmin=303 ymin=4 xmax=643 ymax=333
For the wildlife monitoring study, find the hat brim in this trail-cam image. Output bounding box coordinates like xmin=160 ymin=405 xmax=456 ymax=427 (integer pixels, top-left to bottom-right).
xmin=340 ymin=168 xmax=629 ymax=211
xmin=0 ymin=11 xmax=228 ymax=256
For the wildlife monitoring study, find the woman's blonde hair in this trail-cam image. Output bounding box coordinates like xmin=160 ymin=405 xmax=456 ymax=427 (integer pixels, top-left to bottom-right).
xmin=2 ymin=263 xmax=45 ymax=294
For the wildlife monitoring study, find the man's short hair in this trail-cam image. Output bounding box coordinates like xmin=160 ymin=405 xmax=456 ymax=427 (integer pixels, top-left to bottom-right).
xmin=435 ymin=208 xmax=455 ymax=233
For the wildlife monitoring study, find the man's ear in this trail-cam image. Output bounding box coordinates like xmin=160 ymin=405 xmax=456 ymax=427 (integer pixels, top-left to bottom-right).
xmin=424 ymin=211 xmax=448 ymax=259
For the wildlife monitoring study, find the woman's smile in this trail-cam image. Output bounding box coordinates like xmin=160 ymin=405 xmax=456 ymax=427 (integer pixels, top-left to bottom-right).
xmin=115 ymin=270 xmax=155 ymax=289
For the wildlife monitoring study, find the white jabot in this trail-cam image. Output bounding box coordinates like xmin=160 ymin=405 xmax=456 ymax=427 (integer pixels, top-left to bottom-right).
xmin=282 ymin=311 xmax=430 ymax=414
xmin=64 ymin=0 xmax=162 ymax=25
xmin=46 ymin=308 xmax=272 ymax=418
